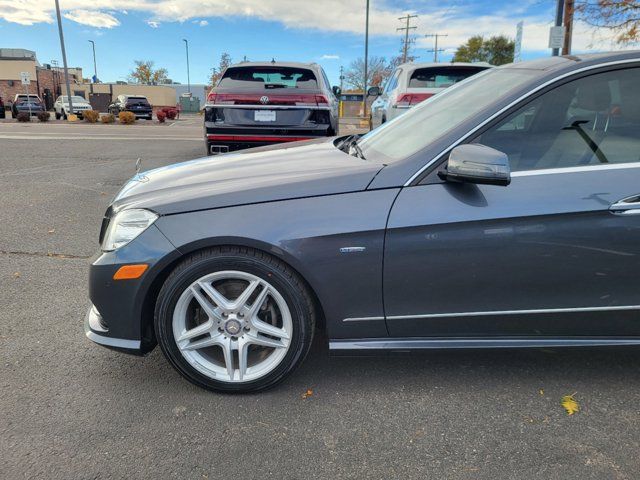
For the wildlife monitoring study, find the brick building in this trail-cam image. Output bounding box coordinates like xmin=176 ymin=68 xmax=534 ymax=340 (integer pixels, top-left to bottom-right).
xmin=0 ymin=48 xmax=82 ymax=110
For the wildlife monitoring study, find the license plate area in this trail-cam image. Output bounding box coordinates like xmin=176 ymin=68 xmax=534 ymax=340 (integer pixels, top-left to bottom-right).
xmin=254 ymin=110 xmax=276 ymax=122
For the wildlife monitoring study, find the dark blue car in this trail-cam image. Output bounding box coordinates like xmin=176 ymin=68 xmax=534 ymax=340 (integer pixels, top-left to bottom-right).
xmin=86 ymin=52 xmax=640 ymax=392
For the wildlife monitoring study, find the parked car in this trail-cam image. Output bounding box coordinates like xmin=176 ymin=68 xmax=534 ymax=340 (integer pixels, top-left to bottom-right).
xmin=370 ymin=62 xmax=492 ymax=129
xmin=0 ymin=95 xmax=5 ymax=119
xmin=11 ymin=94 xmax=46 ymax=117
xmin=108 ymin=95 xmax=153 ymax=120
xmin=86 ymin=51 xmax=640 ymax=393
xmin=53 ymin=95 xmax=92 ymax=119
xmin=204 ymin=61 xmax=340 ymax=155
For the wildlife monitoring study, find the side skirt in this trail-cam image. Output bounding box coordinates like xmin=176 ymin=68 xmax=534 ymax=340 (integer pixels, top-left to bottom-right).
xmin=329 ymin=337 xmax=640 ymax=352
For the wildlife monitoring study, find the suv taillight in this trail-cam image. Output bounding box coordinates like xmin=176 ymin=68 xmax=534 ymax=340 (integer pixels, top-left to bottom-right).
xmin=395 ymin=93 xmax=433 ymax=108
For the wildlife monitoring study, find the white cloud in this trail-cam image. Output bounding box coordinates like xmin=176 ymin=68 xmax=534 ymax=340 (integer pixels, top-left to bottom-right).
xmin=0 ymin=0 xmax=52 ymax=25
xmin=321 ymin=54 xmax=340 ymax=60
xmin=197 ymin=19 xmax=208 ymax=26
xmin=147 ymin=20 xmax=160 ymax=28
xmin=64 ymin=9 xmax=120 ymax=29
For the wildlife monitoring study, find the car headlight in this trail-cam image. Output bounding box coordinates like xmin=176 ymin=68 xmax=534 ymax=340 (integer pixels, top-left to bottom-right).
xmin=101 ymin=209 xmax=158 ymax=252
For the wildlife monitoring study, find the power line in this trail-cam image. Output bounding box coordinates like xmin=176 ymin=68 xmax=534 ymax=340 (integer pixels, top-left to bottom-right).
xmin=397 ymin=14 xmax=418 ymax=63
xmin=424 ymin=33 xmax=448 ymax=62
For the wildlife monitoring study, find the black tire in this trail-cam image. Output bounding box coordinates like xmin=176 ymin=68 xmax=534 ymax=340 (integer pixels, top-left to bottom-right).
xmin=62 ymin=110 xmax=67 ymax=120
xmin=206 ymin=142 xmax=213 ymax=156
xmin=154 ymin=246 xmax=316 ymax=393
xmin=55 ymin=112 xmax=61 ymax=120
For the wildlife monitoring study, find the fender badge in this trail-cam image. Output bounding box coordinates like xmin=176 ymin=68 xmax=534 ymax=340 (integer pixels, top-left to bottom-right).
xmin=340 ymin=247 xmax=366 ymax=253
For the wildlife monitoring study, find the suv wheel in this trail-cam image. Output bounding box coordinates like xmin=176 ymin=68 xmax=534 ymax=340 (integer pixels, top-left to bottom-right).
xmin=155 ymin=247 xmax=315 ymax=392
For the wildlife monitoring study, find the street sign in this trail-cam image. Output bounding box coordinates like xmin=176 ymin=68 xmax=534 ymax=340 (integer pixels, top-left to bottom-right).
xmin=548 ymin=26 xmax=565 ymax=50
xmin=20 ymin=71 xmax=31 ymax=85
xmin=514 ymin=21 xmax=524 ymax=63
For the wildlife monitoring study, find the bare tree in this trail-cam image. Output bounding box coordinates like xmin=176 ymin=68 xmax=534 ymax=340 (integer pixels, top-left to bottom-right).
xmin=210 ymin=52 xmax=232 ymax=87
xmin=576 ymin=0 xmax=640 ymax=44
xmin=128 ymin=60 xmax=168 ymax=84
xmin=344 ymin=56 xmax=390 ymax=91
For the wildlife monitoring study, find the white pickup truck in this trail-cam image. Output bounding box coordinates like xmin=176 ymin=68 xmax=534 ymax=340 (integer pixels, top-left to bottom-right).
xmin=53 ymin=95 xmax=93 ymax=119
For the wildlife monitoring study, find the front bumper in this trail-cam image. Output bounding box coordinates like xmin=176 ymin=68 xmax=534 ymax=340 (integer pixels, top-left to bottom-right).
xmin=85 ymin=304 xmax=143 ymax=354
xmin=85 ymin=223 xmax=180 ymax=356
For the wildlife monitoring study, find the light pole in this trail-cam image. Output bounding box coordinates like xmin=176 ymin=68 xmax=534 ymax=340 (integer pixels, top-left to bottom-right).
xmin=88 ymin=40 xmax=98 ymax=82
xmin=54 ymin=0 xmax=73 ymax=116
xmin=182 ymin=39 xmax=191 ymax=94
xmin=363 ymin=0 xmax=369 ymax=118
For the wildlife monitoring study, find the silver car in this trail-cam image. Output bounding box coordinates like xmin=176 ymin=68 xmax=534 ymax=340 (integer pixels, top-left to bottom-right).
xmin=370 ymin=62 xmax=492 ymax=129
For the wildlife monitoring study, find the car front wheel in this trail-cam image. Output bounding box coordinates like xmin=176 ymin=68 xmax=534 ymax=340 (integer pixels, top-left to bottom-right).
xmin=155 ymin=247 xmax=315 ymax=392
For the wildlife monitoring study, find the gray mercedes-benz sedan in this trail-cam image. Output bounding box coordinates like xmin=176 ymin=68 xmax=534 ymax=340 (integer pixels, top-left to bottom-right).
xmin=87 ymin=52 xmax=640 ymax=392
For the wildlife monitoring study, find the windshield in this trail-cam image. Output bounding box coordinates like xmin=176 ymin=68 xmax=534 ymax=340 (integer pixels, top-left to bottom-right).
xmin=358 ymin=69 xmax=535 ymax=162
xmin=60 ymin=96 xmax=86 ymax=103
xmin=218 ymin=66 xmax=318 ymax=89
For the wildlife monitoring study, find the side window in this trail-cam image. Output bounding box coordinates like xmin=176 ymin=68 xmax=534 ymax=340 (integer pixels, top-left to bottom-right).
xmin=321 ymin=69 xmax=332 ymax=92
xmin=474 ymin=67 xmax=640 ymax=172
xmin=384 ymin=69 xmax=401 ymax=94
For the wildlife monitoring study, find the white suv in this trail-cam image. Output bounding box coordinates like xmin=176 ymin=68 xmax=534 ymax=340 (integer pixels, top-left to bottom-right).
xmin=370 ymin=62 xmax=492 ymax=129
xmin=54 ymin=95 xmax=93 ymax=119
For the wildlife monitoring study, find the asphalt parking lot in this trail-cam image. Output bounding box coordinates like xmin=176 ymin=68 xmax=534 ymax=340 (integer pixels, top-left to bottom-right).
xmin=2 ymin=117 xmax=640 ymax=479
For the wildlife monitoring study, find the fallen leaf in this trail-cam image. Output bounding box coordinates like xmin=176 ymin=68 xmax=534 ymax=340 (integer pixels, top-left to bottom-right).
xmin=301 ymin=389 xmax=313 ymax=399
xmin=539 ymin=389 xmax=544 ymax=396
xmin=13 ymin=272 xmax=21 ymax=278
xmin=48 ymin=228 xmax=55 ymax=234
xmin=561 ymin=393 xmax=580 ymax=415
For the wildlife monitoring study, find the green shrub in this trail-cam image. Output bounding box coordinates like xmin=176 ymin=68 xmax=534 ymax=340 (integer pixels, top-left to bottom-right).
xmin=37 ymin=111 xmax=50 ymax=122
xmin=118 ymin=111 xmax=136 ymax=124
xmin=101 ymin=113 xmax=115 ymax=124
xmin=16 ymin=112 xmax=30 ymax=122
xmin=83 ymin=110 xmax=100 ymax=123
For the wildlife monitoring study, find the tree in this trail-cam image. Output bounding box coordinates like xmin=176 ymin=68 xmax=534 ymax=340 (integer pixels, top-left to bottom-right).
xmin=210 ymin=52 xmax=232 ymax=87
xmin=453 ymin=35 xmax=515 ymax=65
xmin=128 ymin=60 xmax=168 ymax=84
xmin=344 ymin=56 xmax=391 ymax=91
xmin=576 ymin=0 xmax=640 ymax=44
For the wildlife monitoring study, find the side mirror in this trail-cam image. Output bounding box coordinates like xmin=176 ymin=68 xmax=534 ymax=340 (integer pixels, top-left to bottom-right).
xmin=367 ymin=86 xmax=381 ymax=97
xmin=440 ymin=144 xmax=511 ymax=186
xmin=332 ymin=86 xmax=341 ymax=96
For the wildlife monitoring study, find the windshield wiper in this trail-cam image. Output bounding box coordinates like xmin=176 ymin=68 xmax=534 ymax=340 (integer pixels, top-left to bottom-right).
xmin=337 ymin=134 xmax=366 ymax=159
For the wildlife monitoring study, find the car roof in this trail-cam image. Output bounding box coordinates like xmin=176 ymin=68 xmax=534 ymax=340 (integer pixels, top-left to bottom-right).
xmin=397 ymin=61 xmax=493 ymax=71
xmin=497 ymin=50 xmax=640 ymax=73
xmin=227 ymin=61 xmax=321 ymax=71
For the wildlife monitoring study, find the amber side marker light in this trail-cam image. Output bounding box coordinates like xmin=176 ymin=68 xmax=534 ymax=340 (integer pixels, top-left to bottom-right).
xmin=113 ymin=264 xmax=148 ymax=280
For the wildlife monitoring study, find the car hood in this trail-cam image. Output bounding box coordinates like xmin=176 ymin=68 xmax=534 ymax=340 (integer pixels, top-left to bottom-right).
xmin=111 ymin=138 xmax=384 ymax=215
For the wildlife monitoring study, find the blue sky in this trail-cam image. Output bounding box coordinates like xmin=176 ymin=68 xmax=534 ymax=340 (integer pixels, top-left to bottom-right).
xmin=0 ymin=0 xmax=631 ymax=87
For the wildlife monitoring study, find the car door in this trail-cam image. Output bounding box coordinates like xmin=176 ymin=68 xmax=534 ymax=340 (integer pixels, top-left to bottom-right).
xmin=380 ymin=68 xmax=401 ymax=123
xmin=384 ymin=66 xmax=640 ymax=338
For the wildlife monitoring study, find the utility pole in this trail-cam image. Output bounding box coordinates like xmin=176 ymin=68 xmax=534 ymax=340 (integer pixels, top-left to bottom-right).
xmin=182 ymin=39 xmax=191 ymax=93
xmin=88 ymin=40 xmax=98 ymax=82
xmin=552 ymin=0 xmax=565 ymax=56
xmin=424 ymin=33 xmax=448 ymax=62
xmin=562 ymin=0 xmax=575 ymax=55
xmin=363 ymin=0 xmax=370 ymax=118
xmin=397 ymin=14 xmax=418 ymax=63
xmin=339 ymin=65 xmax=344 ymax=92
xmin=54 ymin=0 xmax=73 ymax=116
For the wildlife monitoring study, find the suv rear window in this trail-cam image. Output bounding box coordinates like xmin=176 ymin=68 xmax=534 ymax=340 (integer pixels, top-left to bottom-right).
xmin=408 ymin=66 xmax=488 ymax=88
xmin=218 ymin=66 xmax=318 ymax=89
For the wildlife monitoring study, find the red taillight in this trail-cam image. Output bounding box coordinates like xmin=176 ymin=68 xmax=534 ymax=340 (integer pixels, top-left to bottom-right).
xmin=395 ymin=93 xmax=433 ymax=107
xmin=206 ymin=93 xmax=329 ymax=107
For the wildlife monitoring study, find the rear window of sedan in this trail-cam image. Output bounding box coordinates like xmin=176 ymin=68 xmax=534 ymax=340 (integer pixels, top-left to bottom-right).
xmin=126 ymin=96 xmax=150 ymax=103
xmin=218 ymin=66 xmax=318 ymax=89
xmin=408 ymin=66 xmax=489 ymax=88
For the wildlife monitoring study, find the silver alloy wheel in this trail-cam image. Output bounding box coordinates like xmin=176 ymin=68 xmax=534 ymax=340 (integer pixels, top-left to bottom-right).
xmin=172 ymin=270 xmax=292 ymax=383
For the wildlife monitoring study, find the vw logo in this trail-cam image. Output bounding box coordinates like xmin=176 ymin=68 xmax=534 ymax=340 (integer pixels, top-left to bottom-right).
xmin=259 ymin=96 xmax=270 ymax=104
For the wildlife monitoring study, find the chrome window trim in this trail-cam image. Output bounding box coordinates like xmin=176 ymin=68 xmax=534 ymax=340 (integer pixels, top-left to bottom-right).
xmin=511 ymin=162 xmax=640 ymax=177
xmin=405 ymin=58 xmax=640 ymax=186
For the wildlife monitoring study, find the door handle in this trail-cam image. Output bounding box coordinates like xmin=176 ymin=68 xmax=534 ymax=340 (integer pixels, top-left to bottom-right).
xmin=610 ymin=195 xmax=640 ymax=215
